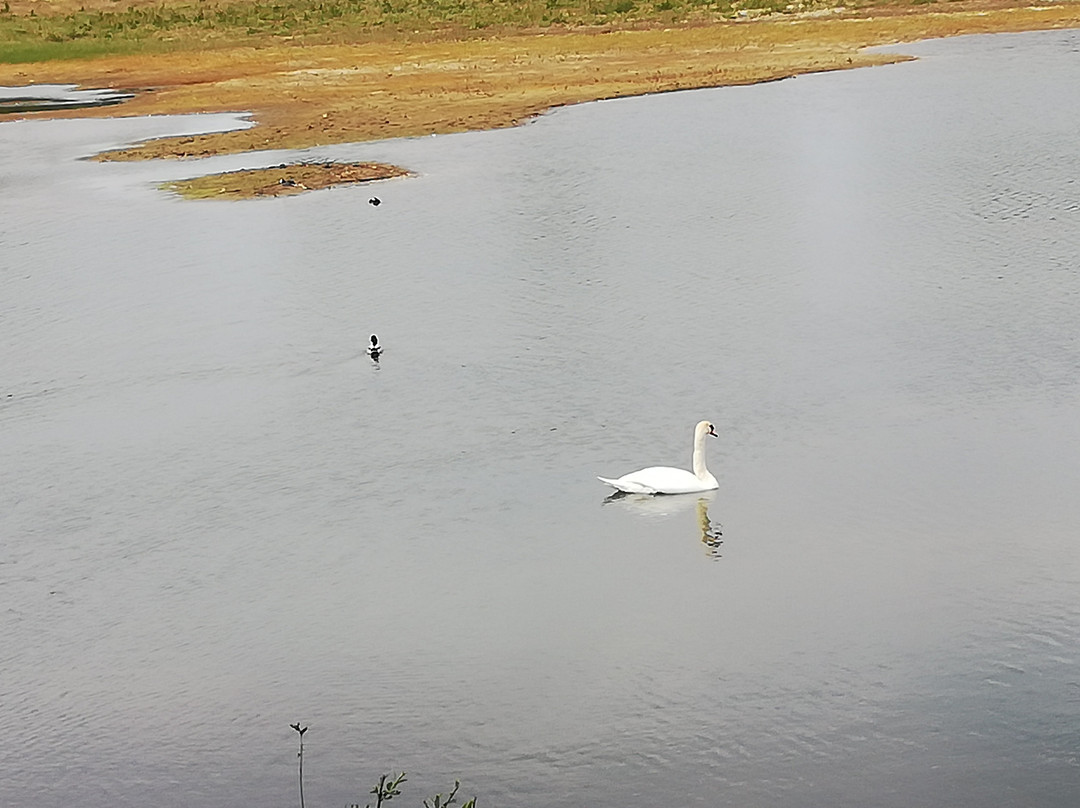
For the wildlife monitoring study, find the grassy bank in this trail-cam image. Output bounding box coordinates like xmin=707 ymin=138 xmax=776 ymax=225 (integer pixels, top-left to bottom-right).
xmin=0 ymin=0 xmax=879 ymax=63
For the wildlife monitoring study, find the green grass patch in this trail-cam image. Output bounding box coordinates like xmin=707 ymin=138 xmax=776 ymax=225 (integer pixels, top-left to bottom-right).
xmin=736 ymin=0 xmax=791 ymax=12
xmin=0 ymin=37 xmax=153 ymax=63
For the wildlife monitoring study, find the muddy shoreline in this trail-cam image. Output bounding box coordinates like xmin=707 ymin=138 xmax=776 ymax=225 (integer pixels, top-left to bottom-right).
xmin=3 ymin=2 xmax=1078 ymax=197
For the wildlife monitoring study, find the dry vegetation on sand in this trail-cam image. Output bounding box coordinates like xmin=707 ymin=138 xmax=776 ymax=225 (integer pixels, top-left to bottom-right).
xmin=2 ymin=0 xmax=1078 ymax=197
xmin=160 ymin=161 xmax=411 ymax=199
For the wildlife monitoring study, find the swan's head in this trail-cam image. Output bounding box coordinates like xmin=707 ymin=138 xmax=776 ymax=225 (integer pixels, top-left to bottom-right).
xmin=696 ymin=420 xmax=718 ymax=439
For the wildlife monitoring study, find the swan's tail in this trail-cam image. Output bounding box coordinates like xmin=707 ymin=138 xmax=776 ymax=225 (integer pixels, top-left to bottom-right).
xmin=597 ymin=476 xmax=620 ymax=489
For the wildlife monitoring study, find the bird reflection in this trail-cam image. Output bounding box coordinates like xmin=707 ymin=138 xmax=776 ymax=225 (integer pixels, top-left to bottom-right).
xmin=602 ymin=489 xmax=723 ymax=559
xmin=697 ymin=496 xmax=724 ymax=559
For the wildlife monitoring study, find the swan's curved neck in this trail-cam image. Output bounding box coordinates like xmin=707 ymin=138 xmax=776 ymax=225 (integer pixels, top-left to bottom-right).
xmin=692 ymin=429 xmax=710 ymax=480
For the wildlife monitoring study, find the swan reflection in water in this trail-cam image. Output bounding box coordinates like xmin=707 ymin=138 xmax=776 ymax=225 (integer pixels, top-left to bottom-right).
xmin=602 ymin=488 xmax=724 ymax=559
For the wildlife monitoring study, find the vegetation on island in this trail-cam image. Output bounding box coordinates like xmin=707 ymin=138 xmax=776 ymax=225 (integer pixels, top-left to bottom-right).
xmin=160 ymin=160 xmax=410 ymax=199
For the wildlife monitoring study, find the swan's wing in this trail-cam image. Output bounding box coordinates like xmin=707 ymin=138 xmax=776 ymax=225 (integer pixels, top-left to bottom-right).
xmin=598 ymin=475 xmax=660 ymax=495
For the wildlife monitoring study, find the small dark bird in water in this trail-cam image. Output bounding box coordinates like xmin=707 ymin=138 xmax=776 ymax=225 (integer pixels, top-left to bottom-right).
xmin=366 ymin=334 xmax=382 ymax=358
xmin=368 ymin=197 xmax=381 ymax=206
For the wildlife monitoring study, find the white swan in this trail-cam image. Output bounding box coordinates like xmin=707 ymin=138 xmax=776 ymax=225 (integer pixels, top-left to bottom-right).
xmin=598 ymin=420 xmax=719 ymax=495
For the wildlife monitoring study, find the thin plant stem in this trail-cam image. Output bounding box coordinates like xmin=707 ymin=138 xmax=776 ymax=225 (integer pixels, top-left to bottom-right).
xmin=290 ymin=723 xmax=308 ymax=808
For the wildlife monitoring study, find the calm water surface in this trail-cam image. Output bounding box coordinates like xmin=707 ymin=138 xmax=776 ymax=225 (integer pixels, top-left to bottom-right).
xmin=3 ymin=30 xmax=1080 ymax=808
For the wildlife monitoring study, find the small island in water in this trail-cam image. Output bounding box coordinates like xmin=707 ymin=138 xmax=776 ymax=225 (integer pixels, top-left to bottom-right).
xmin=160 ymin=161 xmax=411 ymax=200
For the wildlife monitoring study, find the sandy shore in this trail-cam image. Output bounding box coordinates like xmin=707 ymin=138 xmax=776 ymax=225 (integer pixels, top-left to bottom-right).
xmin=2 ymin=1 xmax=1078 ymax=195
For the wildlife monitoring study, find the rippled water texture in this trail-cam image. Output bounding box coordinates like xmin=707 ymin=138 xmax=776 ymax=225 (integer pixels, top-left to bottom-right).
xmin=3 ymin=29 xmax=1080 ymax=808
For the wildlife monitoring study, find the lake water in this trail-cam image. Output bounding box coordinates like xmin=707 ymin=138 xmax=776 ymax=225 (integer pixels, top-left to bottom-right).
xmin=3 ymin=28 xmax=1080 ymax=808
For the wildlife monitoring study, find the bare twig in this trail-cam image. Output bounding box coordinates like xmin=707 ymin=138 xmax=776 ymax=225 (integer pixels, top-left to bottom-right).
xmin=290 ymin=722 xmax=308 ymax=808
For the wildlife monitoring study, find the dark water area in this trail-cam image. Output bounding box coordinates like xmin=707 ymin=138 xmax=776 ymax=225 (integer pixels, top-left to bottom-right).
xmin=2 ymin=30 xmax=1080 ymax=808
xmin=0 ymin=84 xmax=134 ymax=114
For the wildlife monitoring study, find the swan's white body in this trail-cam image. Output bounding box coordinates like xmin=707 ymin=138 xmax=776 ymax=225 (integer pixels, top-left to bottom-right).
xmin=598 ymin=420 xmax=719 ymax=495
